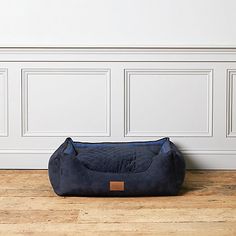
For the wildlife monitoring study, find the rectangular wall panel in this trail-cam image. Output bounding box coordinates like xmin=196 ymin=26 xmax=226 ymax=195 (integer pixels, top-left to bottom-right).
xmin=227 ymin=70 xmax=236 ymax=137
xmin=0 ymin=69 xmax=8 ymax=136
xmin=125 ymin=69 xmax=213 ymax=137
xmin=21 ymin=68 xmax=111 ymax=137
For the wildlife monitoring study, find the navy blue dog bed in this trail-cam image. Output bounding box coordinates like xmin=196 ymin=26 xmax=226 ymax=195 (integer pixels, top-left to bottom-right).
xmin=48 ymin=137 xmax=185 ymax=196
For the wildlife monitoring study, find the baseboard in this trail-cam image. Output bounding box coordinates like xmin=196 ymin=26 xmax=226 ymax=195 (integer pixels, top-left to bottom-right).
xmin=0 ymin=153 xmax=50 ymax=169
xmin=0 ymin=152 xmax=235 ymax=169
xmin=183 ymin=152 xmax=236 ymax=170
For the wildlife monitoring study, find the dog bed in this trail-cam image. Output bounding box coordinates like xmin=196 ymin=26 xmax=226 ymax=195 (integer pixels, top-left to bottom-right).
xmin=48 ymin=137 xmax=185 ymax=196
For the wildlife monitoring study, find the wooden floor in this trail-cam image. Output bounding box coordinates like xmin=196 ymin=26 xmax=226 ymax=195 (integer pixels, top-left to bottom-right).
xmin=0 ymin=171 xmax=235 ymax=236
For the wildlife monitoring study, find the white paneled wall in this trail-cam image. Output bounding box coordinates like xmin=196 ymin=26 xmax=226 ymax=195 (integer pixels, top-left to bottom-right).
xmin=0 ymin=48 xmax=236 ymax=169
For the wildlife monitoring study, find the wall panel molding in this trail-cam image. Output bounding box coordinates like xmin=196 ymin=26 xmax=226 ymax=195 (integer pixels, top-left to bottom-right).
xmin=21 ymin=68 xmax=111 ymax=137
xmin=0 ymin=69 xmax=8 ymax=136
xmin=0 ymin=48 xmax=235 ymax=169
xmin=227 ymin=69 xmax=236 ymax=137
xmin=2 ymin=48 xmax=236 ymax=62
xmin=125 ymin=69 xmax=213 ymax=137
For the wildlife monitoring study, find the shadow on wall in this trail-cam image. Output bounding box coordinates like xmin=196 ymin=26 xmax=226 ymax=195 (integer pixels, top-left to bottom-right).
xmin=183 ymin=153 xmax=202 ymax=170
xmin=174 ymin=143 xmax=203 ymax=170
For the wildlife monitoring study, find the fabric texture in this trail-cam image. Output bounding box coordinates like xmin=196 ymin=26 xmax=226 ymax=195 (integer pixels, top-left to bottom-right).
xmin=48 ymin=137 xmax=185 ymax=196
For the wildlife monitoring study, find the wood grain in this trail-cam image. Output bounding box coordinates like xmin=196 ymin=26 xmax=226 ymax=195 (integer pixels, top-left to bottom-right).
xmin=0 ymin=170 xmax=235 ymax=236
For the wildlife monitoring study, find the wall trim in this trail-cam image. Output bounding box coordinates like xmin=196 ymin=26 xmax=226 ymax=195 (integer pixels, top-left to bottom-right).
xmin=226 ymin=69 xmax=236 ymax=137
xmin=124 ymin=69 xmax=213 ymax=137
xmin=21 ymin=68 xmax=111 ymax=137
xmin=2 ymin=47 xmax=236 ymax=62
xmin=0 ymin=69 xmax=8 ymax=136
xmin=0 ymin=149 xmax=235 ymax=169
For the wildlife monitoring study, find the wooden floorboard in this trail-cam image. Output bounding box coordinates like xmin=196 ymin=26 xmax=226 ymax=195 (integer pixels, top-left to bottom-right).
xmin=0 ymin=170 xmax=235 ymax=235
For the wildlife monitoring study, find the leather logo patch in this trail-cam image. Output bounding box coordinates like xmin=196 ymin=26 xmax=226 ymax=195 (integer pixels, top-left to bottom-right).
xmin=109 ymin=181 xmax=125 ymax=191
